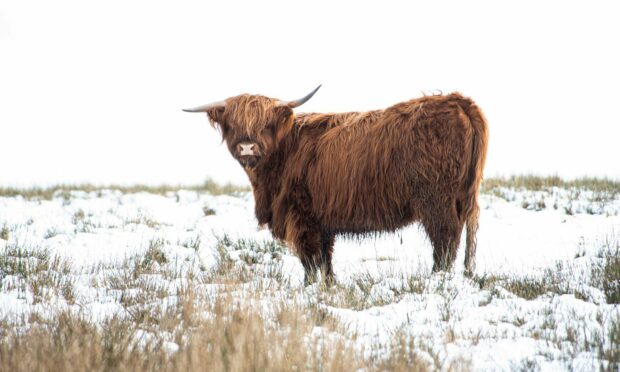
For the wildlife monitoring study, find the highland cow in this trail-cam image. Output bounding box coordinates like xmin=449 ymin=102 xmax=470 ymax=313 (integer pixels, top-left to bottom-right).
xmin=184 ymin=86 xmax=488 ymax=284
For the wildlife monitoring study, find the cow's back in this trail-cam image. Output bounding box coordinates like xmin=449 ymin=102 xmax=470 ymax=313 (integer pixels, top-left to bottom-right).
xmin=303 ymin=93 xmax=474 ymax=233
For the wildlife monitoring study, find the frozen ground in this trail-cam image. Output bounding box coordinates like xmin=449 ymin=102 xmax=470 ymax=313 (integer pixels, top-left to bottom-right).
xmin=1 ymin=184 xmax=619 ymax=370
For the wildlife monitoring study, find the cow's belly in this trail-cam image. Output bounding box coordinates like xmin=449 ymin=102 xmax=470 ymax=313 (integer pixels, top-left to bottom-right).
xmin=309 ymin=178 xmax=422 ymax=233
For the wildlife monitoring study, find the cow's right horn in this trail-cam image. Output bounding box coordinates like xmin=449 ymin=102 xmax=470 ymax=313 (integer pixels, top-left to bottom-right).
xmin=182 ymin=100 xmax=226 ymax=113
xmin=279 ymin=85 xmax=322 ymax=108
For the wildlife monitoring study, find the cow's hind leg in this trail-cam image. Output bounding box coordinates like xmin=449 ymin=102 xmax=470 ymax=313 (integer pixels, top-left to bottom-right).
xmin=464 ymin=204 xmax=480 ymax=277
xmin=423 ymin=203 xmax=464 ymax=273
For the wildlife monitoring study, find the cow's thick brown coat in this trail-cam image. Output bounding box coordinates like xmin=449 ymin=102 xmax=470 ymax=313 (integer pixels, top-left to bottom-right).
xmin=200 ymin=91 xmax=488 ymax=283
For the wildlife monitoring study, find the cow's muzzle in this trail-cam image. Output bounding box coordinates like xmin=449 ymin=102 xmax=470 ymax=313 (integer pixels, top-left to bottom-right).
xmin=236 ymin=142 xmax=261 ymax=168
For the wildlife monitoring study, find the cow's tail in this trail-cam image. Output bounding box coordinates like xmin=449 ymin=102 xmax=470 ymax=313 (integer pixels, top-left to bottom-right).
xmin=459 ymin=97 xmax=489 ymax=276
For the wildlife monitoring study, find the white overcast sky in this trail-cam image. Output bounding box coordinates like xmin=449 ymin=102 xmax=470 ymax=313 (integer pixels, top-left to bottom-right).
xmin=1 ymin=0 xmax=619 ymax=186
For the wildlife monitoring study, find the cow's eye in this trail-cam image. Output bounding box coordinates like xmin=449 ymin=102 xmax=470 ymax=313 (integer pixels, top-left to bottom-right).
xmin=263 ymin=125 xmax=275 ymax=136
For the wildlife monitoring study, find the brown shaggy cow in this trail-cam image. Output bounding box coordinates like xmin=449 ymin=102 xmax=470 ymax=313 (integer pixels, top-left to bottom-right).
xmin=184 ymin=86 xmax=488 ymax=283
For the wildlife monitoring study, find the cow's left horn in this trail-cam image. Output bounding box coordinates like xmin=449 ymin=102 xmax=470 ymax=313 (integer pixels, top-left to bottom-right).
xmin=279 ymin=85 xmax=322 ymax=108
xmin=182 ymin=100 xmax=226 ymax=113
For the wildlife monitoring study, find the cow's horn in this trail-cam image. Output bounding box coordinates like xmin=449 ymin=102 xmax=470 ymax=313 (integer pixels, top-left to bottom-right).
xmin=182 ymin=100 xmax=226 ymax=113
xmin=280 ymin=85 xmax=322 ymax=108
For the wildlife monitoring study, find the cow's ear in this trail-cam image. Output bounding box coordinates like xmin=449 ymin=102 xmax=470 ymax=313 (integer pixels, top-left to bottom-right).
xmin=273 ymin=106 xmax=294 ymax=143
xmin=207 ymin=106 xmax=228 ymax=136
xmin=205 ymin=106 xmax=227 ymax=130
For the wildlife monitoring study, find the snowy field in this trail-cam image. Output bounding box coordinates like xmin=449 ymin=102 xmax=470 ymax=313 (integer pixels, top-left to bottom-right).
xmin=1 ymin=180 xmax=619 ymax=371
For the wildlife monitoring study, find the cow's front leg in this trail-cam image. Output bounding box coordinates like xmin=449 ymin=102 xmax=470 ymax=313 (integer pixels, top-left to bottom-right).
xmin=294 ymin=230 xmax=335 ymax=286
xmin=293 ymin=228 xmax=322 ymax=286
xmin=284 ymin=184 xmax=335 ymax=286
xmin=319 ymin=231 xmax=335 ymax=286
xmin=285 ymin=214 xmax=332 ymax=285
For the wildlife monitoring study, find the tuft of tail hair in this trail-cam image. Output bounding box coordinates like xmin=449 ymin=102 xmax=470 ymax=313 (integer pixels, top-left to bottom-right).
xmin=457 ymin=96 xmax=488 ymax=275
xmin=460 ymin=99 xmax=489 ymax=276
xmin=459 ymin=97 xmax=489 ymax=224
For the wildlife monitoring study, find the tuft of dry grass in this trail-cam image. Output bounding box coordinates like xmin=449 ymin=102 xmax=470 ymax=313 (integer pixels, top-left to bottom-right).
xmin=0 ymin=224 xmax=9 ymax=240
xmin=501 ymin=263 xmax=573 ymax=300
xmin=377 ymin=332 xmax=470 ymax=372
xmin=601 ymin=317 xmax=620 ymax=371
xmin=591 ymin=236 xmax=620 ymax=304
xmin=0 ymin=242 xmax=73 ymax=304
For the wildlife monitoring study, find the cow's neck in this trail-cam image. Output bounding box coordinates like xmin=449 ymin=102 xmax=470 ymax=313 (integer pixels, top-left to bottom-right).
xmin=247 ymin=136 xmax=291 ymax=227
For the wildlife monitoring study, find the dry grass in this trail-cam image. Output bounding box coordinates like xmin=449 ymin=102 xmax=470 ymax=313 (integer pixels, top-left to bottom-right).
xmin=2 ymin=179 xmax=620 ymax=370
xmin=1 ymin=231 xmax=619 ymax=371
xmin=0 ymin=237 xmax=377 ymax=372
xmin=482 ymin=175 xmax=620 ymax=215
xmin=3 ymin=175 xmax=618 ymax=202
xmin=0 ymin=178 xmax=249 ymax=200
xmin=0 ymin=242 xmax=73 ymax=304
xmin=0 ymin=234 xmax=445 ymax=372
xmin=482 ymin=174 xmax=620 ymax=194
xmin=0 ymin=224 xmax=9 ymax=240
xmin=601 ymin=318 xmax=620 ymax=371
xmin=500 ymin=262 xmax=577 ymax=301
xmin=591 ymin=236 xmax=620 ymax=304
xmin=0 ymin=296 xmax=363 ymax=372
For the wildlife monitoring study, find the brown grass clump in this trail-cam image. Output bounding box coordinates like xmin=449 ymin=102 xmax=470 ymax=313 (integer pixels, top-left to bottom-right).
xmin=591 ymin=236 xmax=620 ymax=304
xmin=0 ymin=291 xmax=364 ymax=372
xmin=0 ymin=243 xmax=73 ymax=304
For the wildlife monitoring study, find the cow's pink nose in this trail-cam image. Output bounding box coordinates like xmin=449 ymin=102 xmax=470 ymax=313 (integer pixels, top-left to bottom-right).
xmin=237 ymin=142 xmax=256 ymax=156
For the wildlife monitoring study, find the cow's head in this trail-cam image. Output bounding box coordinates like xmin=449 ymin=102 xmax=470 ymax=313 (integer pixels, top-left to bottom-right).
xmin=184 ymin=86 xmax=321 ymax=170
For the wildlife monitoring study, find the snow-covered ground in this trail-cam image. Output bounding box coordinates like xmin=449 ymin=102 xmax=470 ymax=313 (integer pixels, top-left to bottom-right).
xmin=1 ymin=186 xmax=619 ymax=370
